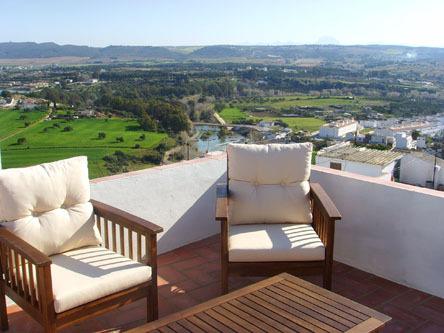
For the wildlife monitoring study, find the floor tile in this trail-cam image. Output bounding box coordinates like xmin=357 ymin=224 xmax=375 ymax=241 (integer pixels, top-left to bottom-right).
xmin=5 ymin=235 xmax=444 ymax=332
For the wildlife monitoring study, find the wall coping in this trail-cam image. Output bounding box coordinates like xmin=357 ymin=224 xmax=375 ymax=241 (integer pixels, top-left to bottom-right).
xmin=90 ymin=151 xmax=226 ymax=184
xmin=91 ymin=150 xmax=444 ymax=199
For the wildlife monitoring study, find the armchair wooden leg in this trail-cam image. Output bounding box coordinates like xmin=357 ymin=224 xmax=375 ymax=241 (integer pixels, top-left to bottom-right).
xmin=221 ymin=261 xmax=228 ymax=295
xmin=147 ymin=284 xmax=158 ymax=322
xmin=43 ymin=321 xmax=56 ymax=333
xmin=0 ymin=284 xmax=8 ymax=331
xmin=323 ymin=262 xmax=333 ymax=290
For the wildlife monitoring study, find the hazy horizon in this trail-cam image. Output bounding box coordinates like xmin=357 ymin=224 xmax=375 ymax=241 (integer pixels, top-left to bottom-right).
xmin=2 ymin=41 xmax=444 ymax=50
xmin=1 ymin=0 xmax=444 ymax=48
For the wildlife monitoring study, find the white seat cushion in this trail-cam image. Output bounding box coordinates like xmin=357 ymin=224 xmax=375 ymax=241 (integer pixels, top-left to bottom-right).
xmin=50 ymin=246 xmax=152 ymax=313
xmin=229 ymin=224 xmax=325 ymax=262
xmin=227 ymin=143 xmax=313 ymax=224
xmin=0 ymin=156 xmax=102 ymax=256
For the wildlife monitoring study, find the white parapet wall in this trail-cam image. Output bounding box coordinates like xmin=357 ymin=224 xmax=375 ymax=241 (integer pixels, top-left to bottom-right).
xmin=311 ymin=165 xmax=444 ymax=298
xmin=91 ymin=153 xmax=444 ymax=298
xmin=91 ymin=153 xmax=226 ymax=254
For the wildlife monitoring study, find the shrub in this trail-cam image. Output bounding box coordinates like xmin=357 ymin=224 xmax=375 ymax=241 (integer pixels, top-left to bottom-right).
xmin=134 ymin=143 xmax=141 ymax=149
xmin=155 ymin=142 xmax=168 ymax=153
xmin=116 ymin=136 xmax=124 ymax=143
xmin=17 ymin=137 xmax=27 ymax=145
xmin=103 ymin=151 xmax=135 ymax=174
xmin=63 ymin=126 xmax=73 ymax=132
xmin=169 ymin=152 xmax=184 ymax=162
xmin=98 ymin=132 xmax=106 ymax=139
xmin=141 ymin=150 xmax=163 ymax=164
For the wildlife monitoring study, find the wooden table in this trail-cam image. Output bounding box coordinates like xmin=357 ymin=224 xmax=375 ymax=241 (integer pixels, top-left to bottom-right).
xmin=129 ymin=273 xmax=391 ymax=333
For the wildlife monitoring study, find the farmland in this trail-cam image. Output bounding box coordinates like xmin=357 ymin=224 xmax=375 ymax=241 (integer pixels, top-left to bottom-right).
xmin=0 ymin=115 xmax=168 ymax=178
xmin=218 ymin=107 xmax=246 ymax=123
xmin=219 ymin=107 xmax=325 ymax=132
xmin=0 ymin=109 xmax=48 ymax=139
xmin=217 ymin=95 xmax=387 ymax=132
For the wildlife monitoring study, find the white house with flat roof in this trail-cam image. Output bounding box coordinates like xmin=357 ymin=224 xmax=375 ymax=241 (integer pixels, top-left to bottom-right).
xmin=319 ymin=119 xmax=359 ymax=139
xmin=394 ymin=132 xmax=415 ymax=150
xmin=400 ymin=152 xmax=444 ymax=189
xmin=316 ymin=143 xmax=403 ymax=180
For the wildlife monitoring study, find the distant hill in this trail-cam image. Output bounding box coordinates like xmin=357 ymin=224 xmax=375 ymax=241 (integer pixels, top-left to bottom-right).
xmin=1 ymin=42 xmax=444 ymax=62
xmin=189 ymin=44 xmax=444 ymax=62
xmin=0 ymin=42 xmax=182 ymax=60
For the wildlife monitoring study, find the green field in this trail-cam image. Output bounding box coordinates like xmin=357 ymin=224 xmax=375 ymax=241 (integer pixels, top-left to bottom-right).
xmin=2 ymin=118 xmax=166 ymax=149
xmin=0 ymin=117 xmax=168 ymax=178
xmin=219 ymin=107 xmax=247 ymax=123
xmin=219 ymin=107 xmax=324 ymax=132
xmin=0 ymin=109 xmax=48 ymax=139
xmin=262 ymin=116 xmax=325 ymax=132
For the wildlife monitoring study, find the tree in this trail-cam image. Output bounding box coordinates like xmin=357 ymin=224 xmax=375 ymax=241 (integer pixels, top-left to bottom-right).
xmin=63 ymin=126 xmax=73 ymax=132
xmin=411 ymin=130 xmax=421 ymax=140
xmin=1 ymin=90 xmax=11 ymax=99
xmin=17 ymin=137 xmax=27 ymax=145
xmin=139 ymin=112 xmax=157 ymax=131
xmin=141 ymin=151 xmax=163 ymax=164
xmin=214 ymin=101 xmax=226 ymax=113
xmin=98 ymin=132 xmax=106 ymax=139
xmin=218 ymin=126 xmax=230 ymax=140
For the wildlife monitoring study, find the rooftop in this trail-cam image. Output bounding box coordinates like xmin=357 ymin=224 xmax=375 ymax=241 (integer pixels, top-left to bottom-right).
xmin=321 ymin=119 xmax=357 ymax=128
xmin=407 ymin=151 xmax=444 ymax=167
xmin=5 ymin=153 xmax=444 ymax=332
xmin=7 ymin=235 xmax=444 ymax=332
xmin=318 ymin=144 xmax=403 ymax=166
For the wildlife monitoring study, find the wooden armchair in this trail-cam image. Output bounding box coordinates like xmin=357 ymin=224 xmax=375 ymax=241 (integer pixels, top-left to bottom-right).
xmin=0 ymin=157 xmax=163 ymax=332
xmin=216 ymin=143 xmax=341 ymax=294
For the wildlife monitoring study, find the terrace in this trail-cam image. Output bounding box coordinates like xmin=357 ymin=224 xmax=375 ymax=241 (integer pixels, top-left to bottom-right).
xmin=4 ymin=152 xmax=444 ymax=332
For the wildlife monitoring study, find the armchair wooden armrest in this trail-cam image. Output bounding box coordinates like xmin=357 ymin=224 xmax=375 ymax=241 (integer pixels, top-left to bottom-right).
xmin=0 ymin=228 xmax=51 ymax=267
xmin=310 ymin=183 xmax=341 ymax=221
xmin=91 ymin=199 xmax=163 ymax=235
xmin=91 ymin=199 xmax=162 ymax=322
xmin=91 ymin=199 xmax=163 ymax=268
xmin=0 ymin=227 xmax=54 ymax=330
xmin=309 ymin=183 xmax=341 ymax=290
xmin=215 ymin=183 xmax=229 ymax=222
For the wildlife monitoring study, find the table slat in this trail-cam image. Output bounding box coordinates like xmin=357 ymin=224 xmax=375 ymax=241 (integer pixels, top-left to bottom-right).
xmin=128 ymin=273 xmax=390 ymax=333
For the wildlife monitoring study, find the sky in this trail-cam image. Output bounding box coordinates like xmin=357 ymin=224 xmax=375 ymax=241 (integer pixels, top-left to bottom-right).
xmin=1 ymin=0 xmax=443 ymax=48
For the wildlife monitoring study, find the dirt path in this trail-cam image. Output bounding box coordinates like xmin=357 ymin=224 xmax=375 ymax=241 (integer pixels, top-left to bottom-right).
xmin=0 ymin=110 xmax=50 ymax=144
xmin=213 ymin=112 xmax=226 ymax=125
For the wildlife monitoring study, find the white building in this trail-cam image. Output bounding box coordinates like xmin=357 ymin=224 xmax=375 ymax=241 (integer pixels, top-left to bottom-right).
xmin=319 ymin=119 xmax=359 ymax=139
xmin=345 ymin=132 xmax=365 ymax=143
xmin=394 ymin=132 xmax=415 ymax=150
xmin=400 ymin=152 xmax=444 ymax=189
xmin=316 ymin=143 xmax=403 ymax=180
xmin=359 ymin=120 xmax=378 ymax=128
xmin=417 ymin=136 xmax=427 ymax=149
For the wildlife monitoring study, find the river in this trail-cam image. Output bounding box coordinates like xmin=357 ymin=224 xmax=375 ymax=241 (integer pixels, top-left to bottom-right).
xmin=194 ymin=125 xmax=246 ymax=154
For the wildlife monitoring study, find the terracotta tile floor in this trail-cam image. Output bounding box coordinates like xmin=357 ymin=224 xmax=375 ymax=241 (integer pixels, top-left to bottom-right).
xmin=5 ymin=234 xmax=444 ymax=332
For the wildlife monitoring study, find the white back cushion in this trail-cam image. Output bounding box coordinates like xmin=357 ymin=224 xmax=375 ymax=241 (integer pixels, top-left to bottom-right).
xmin=227 ymin=143 xmax=313 ymax=224
xmin=0 ymin=157 xmax=102 ymax=256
